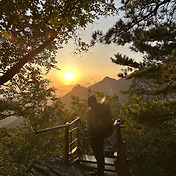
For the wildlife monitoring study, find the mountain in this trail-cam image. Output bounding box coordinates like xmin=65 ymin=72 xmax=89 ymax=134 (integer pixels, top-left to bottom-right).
xmin=60 ymin=84 xmax=89 ymax=108
xmin=0 ymin=116 xmax=26 ymax=128
xmin=61 ymin=76 xmax=133 ymax=109
xmin=0 ymin=77 xmax=132 ymax=128
xmin=89 ymin=76 xmax=132 ymax=102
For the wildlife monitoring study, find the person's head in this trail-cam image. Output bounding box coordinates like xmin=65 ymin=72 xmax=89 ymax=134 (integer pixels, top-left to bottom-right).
xmin=87 ymin=95 xmax=97 ymax=108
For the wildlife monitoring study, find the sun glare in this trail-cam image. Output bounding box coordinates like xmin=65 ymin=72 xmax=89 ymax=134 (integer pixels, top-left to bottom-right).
xmin=64 ymin=72 xmax=74 ymax=82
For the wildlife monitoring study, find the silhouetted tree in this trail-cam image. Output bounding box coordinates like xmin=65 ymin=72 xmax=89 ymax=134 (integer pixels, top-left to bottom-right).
xmin=92 ymin=0 xmax=176 ymax=123
xmin=0 ymin=0 xmax=117 ymax=85
xmin=91 ymin=1 xmax=176 ymax=175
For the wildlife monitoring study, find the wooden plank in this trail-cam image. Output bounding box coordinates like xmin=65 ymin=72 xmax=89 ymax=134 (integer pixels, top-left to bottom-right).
xmin=79 ymin=155 xmax=116 ymax=166
xmin=69 ymin=127 xmax=78 ymax=133
xmin=35 ymin=123 xmax=69 ymax=133
xmin=79 ymin=161 xmax=116 ymax=172
xmin=69 ymin=138 xmax=78 ymax=146
xmin=79 ymin=155 xmax=116 ymax=172
xmin=69 ymin=146 xmax=78 ymax=155
xmin=104 ymin=171 xmax=118 ymax=176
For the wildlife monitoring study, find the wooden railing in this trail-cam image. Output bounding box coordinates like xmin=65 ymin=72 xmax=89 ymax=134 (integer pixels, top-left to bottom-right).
xmin=35 ymin=117 xmax=130 ymax=175
xmin=114 ymin=119 xmax=130 ymax=176
xmin=35 ymin=117 xmax=89 ymax=164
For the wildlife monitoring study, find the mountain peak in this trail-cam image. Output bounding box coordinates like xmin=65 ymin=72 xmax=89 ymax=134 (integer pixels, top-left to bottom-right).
xmin=68 ymin=84 xmax=90 ymax=96
xmin=71 ymin=84 xmax=85 ymax=92
xmin=103 ymin=76 xmax=111 ymax=80
xmin=74 ymin=84 xmax=82 ymax=88
xmin=102 ymin=76 xmax=116 ymax=81
xmin=61 ymin=77 xmax=132 ymax=108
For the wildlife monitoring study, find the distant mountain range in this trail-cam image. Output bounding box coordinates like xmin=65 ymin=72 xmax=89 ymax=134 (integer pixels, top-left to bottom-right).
xmin=61 ymin=76 xmax=133 ymax=108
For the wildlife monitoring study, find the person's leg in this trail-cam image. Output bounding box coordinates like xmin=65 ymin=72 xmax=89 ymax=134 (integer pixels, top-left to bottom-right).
xmin=90 ymin=137 xmax=105 ymax=176
xmin=96 ymin=138 xmax=104 ymax=176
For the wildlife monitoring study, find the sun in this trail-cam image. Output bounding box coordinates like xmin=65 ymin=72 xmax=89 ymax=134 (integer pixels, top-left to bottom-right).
xmin=64 ymin=72 xmax=74 ymax=82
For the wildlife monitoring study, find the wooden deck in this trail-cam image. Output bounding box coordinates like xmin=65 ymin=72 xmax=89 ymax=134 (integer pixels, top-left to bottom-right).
xmin=31 ymin=118 xmax=130 ymax=176
xmin=79 ymin=155 xmax=117 ymax=176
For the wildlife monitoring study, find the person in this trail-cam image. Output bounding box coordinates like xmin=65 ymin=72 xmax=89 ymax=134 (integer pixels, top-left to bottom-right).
xmin=86 ymin=95 xmax=106 ymax=176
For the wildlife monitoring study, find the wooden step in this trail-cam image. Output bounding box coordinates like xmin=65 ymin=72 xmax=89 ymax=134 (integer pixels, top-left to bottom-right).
xmin=79 ymin=155 xmax=117 ymax=173
xmin=27 ymin=161 xmax=67 ymax=176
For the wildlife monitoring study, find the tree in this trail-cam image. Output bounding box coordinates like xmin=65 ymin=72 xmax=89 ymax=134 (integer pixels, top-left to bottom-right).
xmin=0 ymin=2 xmax=117 ymax=174
xmin=0 ymin=0 xmax=117 ymax=124
xmin=92 ymin=0 xmax=175 ymax=78
xmin=91 ymin=1 xmax=176 ymax=175
xmin=92 ymin=0 xmax=176 ymax=122
xmin=0 ymin=0 xmax=117 ymax=85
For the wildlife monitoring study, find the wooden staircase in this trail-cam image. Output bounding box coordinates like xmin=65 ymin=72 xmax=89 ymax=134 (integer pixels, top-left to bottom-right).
xmin=27 ymin=117 xmax=130 ymax=176
xmin=79 ymin=154 xmax=117 ymax=175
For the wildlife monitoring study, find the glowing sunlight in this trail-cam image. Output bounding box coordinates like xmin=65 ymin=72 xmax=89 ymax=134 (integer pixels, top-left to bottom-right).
xmin=64 ymin=72 xmax=74 ymax=83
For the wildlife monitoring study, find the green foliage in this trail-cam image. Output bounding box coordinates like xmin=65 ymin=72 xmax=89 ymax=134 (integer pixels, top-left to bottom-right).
xmin=0 ymin=0 xmax=117 ymax=85
xmin=90 ymin=1 xmax=176 ymax=175
xmin=121 ymin=96 xmax=176 ymax=126
xmin=92 ymin=0 xmax=176 ymax=79
xmin=122 ymin=125 xmax=176 ymax=176
xmin=119 ymin=95 xmax=176 ymax=176
xmin=0 ymin=78 xmax=70 ymax=175
xmin=70 ymin=95 xmax=87 ymax=122
xmin=0 ymin=127 xmax=65 ymax=175
xmin=1 ymin=77 xmax=55 ymax=124
xmin=0 ymin=1 xmax=118 ymax=175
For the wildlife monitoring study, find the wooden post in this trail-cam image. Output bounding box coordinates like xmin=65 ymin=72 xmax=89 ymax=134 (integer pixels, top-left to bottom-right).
xmin=114 ymin=119 xmax=130 ymax=176
xmin=64 ymin=123 xmax=69 ymax=164
xmin=76 ymin=120 xmax=80 ymax=155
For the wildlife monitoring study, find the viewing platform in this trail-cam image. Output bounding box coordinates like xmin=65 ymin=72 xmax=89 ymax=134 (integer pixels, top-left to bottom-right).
xmin=27 ymin=117 xmax=130 ymax=176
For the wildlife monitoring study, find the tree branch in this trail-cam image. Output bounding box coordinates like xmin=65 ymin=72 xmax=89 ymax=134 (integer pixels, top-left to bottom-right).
xmin=0 ymin=0 xmax=81 ymax=85
xmin=0 ymin=36 xmax=56 ymax=85
xmin=127 ymin=0 xmax=172 ymax=30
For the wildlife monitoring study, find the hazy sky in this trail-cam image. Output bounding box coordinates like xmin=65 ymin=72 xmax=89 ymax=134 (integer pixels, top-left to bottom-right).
xmin=46 ymin=4 xmax=143 ymax=96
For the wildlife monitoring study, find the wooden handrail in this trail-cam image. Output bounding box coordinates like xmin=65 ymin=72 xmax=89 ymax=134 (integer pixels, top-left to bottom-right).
xmin=34 ymin=117 xmax=130 ymax=175
xmin=35 ymin=117 xmax=88 ymax=164
xmin=113 ymin=119 xmax=123 ymax=127
xmin=35 ymin=117 xmax=80 ymax=133
xmin=114 ymin=119 xmax=130 ymax=176
xmin=35 ymin=123 xmax=69 ymax=133
xmin=69 ymin=117 xmax=80 ymax=125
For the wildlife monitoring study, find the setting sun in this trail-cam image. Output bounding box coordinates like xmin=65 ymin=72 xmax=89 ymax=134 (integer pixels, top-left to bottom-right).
xmin=64 ymin=72 xmax=74 ymax=82
xmin=55 ymin=66 xmax=81 ymax=86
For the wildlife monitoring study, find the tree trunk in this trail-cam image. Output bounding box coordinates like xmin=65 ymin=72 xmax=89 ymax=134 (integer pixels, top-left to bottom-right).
xmin=0 ymin=36 xmax=55 ymax=85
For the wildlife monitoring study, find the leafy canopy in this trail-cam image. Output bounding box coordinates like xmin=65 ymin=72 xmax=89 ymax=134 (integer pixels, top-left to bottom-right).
xmin=92 ymin=0 xmax=176 ymax=99
xmin=0 ymin=0 xmax=117 ymax=85
xmin=0 ymin=0 xmax=117 ymax=121
xmin=92 ymin=0 xmax=176 ymax=81
xmin=91 ymin=1 xmax=176 ymax=175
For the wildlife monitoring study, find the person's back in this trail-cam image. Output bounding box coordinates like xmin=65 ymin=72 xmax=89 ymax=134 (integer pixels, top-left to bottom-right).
xmin=86 ymin=101 xmax=113 ymax=138
xmin=86 ymin=95 xmax=113 ymax=176
xmin=86 ymin=95 xmax=97 ymax=135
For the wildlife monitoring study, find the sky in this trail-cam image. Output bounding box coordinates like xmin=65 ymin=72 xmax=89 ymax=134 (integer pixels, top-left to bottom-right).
xmin=45 ymin=5 xmax=143 ymax=96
